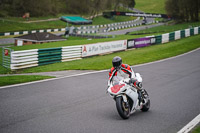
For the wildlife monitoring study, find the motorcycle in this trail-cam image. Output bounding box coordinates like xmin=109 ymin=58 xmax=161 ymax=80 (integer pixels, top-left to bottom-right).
xmin=107 ymin=73 xmax=150 ymax=119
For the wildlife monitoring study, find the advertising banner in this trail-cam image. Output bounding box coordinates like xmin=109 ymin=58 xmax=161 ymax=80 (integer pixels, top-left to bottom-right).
xmin=82 ymin=40 xmax=127 ymax=57
xmin=103 ymin=11 xmax=170 ymax=18
xmin=127 ymin=37 xmax=155 ymax=49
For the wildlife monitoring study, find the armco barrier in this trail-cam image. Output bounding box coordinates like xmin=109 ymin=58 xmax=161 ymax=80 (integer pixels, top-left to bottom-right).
xmin=38 ymin=48 xmax=62 ymax=66
xmin=62 ymin=46 xmax=82 ymax=62
xmin=76 ymin=19 xmax=144 ymax=34
xmin=0 ymin=19 xmax=142 ymax=36
xmin=4 ymin=26 xmax=200 ymax=70
xmin=11 ymin=49 xmax=39 ymax=70
xmin=10 ymin=46 xmax=82 ymax=70
xmin=1 ymin=17 xmax=158 ymax=36
xmin=0 ymin=28 xmax=65 ymax=37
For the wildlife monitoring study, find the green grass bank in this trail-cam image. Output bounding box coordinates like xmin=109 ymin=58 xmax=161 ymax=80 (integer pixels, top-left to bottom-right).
xmin=0 ymin=75 xmax=55 ymax=87
xmin=129 ymin=22 xmax=200 ymax=35
xmin=135 ymin=0 xmax=166 ymax=14
xmin=0 ymin=16 xmax=135 ymax=33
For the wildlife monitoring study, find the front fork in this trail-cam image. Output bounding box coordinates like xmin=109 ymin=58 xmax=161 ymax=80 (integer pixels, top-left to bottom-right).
xmin=122 ymin=94 xmax=128 ymax=103
xmin=116 ymin=94 xmax=129 ymax=109
xmin=123 ymin=95 xmax=130 ymax=108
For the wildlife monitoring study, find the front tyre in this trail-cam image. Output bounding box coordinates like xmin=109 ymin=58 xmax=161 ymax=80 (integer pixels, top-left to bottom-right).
xmin=116 ymin=96 xmax=130 ymax=119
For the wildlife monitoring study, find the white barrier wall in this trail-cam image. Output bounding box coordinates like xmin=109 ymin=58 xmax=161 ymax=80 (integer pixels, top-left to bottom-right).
xmin=175 ymin=30 xmax=181 ymax=40
xmin=185 ymin=29 xmax=190 ymax=37
xmin=162 ymin=33 xmax=169 ymax=43
xmin=194 ymin=27 xmax=198 ymax=35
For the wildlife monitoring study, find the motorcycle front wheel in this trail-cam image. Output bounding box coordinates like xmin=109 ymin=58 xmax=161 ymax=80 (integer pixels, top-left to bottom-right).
xmin=116 ymin=96 xmax=130 ymax=119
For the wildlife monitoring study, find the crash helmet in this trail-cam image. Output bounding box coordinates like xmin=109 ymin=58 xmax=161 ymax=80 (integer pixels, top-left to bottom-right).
xmin=112 ymin=56 xmax=122 ymax=70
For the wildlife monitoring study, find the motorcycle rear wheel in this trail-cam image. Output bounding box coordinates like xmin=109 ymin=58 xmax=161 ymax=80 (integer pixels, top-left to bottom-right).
xmin=116 ymin=96 xmax=130 ymax=119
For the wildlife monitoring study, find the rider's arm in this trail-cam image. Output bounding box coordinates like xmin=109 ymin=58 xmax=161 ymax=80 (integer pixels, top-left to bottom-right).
xmin=125 ymin=65 xmax=142 ymax=89
xmin=108 ymin=68 xmax=117 ymax=86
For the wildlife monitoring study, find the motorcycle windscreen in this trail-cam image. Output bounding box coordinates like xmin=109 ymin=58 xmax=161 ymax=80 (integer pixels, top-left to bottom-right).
xmin=111 ymin=76 xmax=125 ymax=93
xmin=112 ymin=76 xmax=123 ymax=85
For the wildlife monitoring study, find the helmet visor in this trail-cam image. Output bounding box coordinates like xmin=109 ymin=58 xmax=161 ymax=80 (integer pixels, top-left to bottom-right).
xmin=113 ymin=61 xmax=121 ymax=69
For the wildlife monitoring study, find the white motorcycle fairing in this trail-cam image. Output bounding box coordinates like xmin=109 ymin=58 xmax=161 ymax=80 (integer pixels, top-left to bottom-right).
xmin=107 ymin=73 xmax=150 ymax=119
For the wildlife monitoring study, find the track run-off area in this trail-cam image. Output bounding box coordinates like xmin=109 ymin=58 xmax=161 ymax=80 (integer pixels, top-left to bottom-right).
xmin=0 ymin=48 xmax=200 ymax=133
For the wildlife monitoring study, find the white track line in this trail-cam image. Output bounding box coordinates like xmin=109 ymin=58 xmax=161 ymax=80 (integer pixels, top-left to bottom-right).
xmin=177 ymin=114 xmax=200 ymax=133
xmin=0 ymin=47 xmax=200 ymax=90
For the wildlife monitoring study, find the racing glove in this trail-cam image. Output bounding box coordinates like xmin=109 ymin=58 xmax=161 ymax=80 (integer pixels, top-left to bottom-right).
xmin=130 ymin=78 xmax=142 ymax=89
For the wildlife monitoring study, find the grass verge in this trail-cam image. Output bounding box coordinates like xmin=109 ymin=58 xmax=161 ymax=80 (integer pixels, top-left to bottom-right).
xmin=192 ymin=125 xmax=200 ymax=133
xmin=135 ymin=0 xmax=166 ymax=14
xmin=8 ymin=34 xmax=152 ymax=51
xmin=0 ymin=75 xmax=55 ymax=87
xmin=10 ymin=34 xmax=200 ymax=73
xmin=0 ymin=16 xmax=135 ymax=33
xmin=129 ymin=21 xmax=200 ymax=35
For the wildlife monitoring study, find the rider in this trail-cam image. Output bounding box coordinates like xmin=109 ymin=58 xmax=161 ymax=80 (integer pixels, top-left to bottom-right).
xmin=108 ymin=56 xmax=142 ymax=91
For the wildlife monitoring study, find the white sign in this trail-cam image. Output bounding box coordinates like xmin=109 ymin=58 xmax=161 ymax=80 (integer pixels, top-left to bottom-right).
xmin=17 ymin=40 xmax=23 ymax=46
xmin=82 ymin=40 xmax=127 ymax=57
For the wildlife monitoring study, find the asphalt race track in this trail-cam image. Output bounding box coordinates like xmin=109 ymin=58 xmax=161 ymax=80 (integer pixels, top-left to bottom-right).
xmin=0 ymin=48 xmax=200 ymax=133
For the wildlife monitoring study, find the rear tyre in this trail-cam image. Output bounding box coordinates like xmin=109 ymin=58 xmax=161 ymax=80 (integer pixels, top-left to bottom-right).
xmin=116 ymin=96 xmax=130 ymax=119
